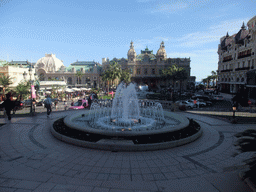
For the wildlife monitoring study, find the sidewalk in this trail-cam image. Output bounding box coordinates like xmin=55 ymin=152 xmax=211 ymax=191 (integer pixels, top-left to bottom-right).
xmin=0 ymin=110 xmax=254 ymax=192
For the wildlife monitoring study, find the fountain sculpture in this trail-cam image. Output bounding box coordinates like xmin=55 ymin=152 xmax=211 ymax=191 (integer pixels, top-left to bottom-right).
xmin=51 ymin=82 xmax=202 ymax=151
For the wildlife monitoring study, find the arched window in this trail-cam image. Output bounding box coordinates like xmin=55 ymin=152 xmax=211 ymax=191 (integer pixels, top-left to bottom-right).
xmin=77 ymin=77 xmax=81 ymax=84
xmin=39 ymin=73 xmax=45 ymax=81
xmin=67 ymin=77 xmax=72 ymax=84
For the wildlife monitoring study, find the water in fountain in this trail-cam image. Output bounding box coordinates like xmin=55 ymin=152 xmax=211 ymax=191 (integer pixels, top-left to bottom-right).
xmin=110 ymin=82 xmax=140 ymax=126
xmin=82 ymin=82 xmax=181 ymax=132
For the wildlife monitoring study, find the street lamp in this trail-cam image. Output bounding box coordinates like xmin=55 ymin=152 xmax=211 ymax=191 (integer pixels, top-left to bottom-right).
xmin=232 ymin=104 xmax=237 ymax=119
xmin=23 ymin=67 xmax=37 ymax=114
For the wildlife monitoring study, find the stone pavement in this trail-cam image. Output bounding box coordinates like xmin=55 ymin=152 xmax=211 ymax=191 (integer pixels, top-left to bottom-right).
xmin=0 ymin=110 xmax=254 ymax=192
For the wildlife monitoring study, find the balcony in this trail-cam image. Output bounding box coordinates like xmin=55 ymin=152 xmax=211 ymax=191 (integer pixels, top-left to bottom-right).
xmin=220 ymin=69 xmax=233 ymax=72
xmin=235 ymin=67 xmax=250 ymax=71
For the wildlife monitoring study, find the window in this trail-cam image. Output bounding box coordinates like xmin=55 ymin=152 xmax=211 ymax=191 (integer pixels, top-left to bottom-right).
xmin=238 ymin=62 xmax=240 ymax=68
xmin=243 ymin=61 xmax=245 ymax=68
xmin=136 ymin=68 xmax=141 ymax=75
xmin=67 ymin=77 xmax=72 ymax=84
xmin=248 ymin=60 xmax=251 ymax=68
xmin=144 ymin=68 xmax=147 ymax=75
xmin=159 ymin=69 xmax=163 ymax=75
xmin=152 ymin=68 xmax=155 ymax=74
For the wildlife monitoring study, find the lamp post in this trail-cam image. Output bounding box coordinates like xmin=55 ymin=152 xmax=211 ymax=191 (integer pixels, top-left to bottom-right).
xmin=23 ymin=67 xmax=37 ymax=114
xmin=232 ymin=105 xmax=237 ymax=118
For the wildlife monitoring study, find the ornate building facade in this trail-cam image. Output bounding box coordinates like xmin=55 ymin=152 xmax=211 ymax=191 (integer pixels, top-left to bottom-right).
xmin=102 ymin=41 xmax=193 ymax=91
xmin=35 ymin=54 xmax=102 ymax=88
xmin=217 ymin=16 xmax=256 ymax=98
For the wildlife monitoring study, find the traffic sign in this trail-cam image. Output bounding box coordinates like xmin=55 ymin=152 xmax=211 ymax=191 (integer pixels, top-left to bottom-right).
xmin=193 ymin=100 xmax=197 ymax=104
xmin=248 ymin=100 xmax=252 ymax=105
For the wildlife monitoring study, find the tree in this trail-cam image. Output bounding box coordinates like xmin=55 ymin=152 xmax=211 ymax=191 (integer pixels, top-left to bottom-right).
xmin=102 ymin=70 xmax=112 ymax=94
xmin=162 ymin=64 xmax=180 ymax=88
xmin=108 ymin=61 xmax=122 ymax=88
xmin=120 ymin=69 xmax=131 ymax=84
xmin=211 ymin=70 xmax=217 ymax=88
xmin=15 ymin=81 xmax=30 ymax=100
xmin=75 ymin=71 xmax=83 ymax=84
xmin=202 ymin=78 xmax=207 ymax=87
xmin=0 ymin=74 xmax=13 ymax=97
xmin=176 ymin=68 xmax=188 ymax=94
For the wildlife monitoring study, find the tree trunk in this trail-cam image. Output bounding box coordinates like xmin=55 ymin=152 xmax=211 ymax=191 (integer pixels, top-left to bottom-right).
xmin=180 ymin=80 xmax=182 ymax=95
xmin=107 ymin=81 xmax=109 ymax=96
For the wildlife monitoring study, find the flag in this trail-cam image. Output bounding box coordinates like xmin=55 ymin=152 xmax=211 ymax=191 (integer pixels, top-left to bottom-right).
xmin=31 ymin=85 xmax=36 ymax=99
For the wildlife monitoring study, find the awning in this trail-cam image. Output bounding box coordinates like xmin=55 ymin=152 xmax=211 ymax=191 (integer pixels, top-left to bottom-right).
xmin=246 ymin=85 xmax=256 ymax=88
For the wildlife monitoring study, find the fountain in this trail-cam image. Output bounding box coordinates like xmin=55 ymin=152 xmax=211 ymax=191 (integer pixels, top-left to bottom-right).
xmin=51 ymin=82 xmax=202 ymax=151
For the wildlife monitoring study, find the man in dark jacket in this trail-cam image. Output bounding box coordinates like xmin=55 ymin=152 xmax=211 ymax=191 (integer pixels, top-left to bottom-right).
xmin=0 ymin=94 xmax=15 ymax=120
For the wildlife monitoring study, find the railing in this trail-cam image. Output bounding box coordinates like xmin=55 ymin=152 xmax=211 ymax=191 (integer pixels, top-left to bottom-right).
xmin=235 ymin=67 xmax=250 ymax=71
xmin=220 ymin=69 xmax=233 ymax=72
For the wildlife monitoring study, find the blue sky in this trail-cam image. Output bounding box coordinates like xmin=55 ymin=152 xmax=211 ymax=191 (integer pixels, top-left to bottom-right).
xmin=0 ymin=0 xmax=255 ymax=81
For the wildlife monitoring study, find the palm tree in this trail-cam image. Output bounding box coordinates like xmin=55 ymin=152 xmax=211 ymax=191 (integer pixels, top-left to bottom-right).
xmin=107 ymin=61 xmax=122 ymax=88
xmin=206 ymin=76 xmax=212 ymax=88
xmin=15 ymin=81 xmax=30 ymax=100
xmin=102 ymin=70 xmax=112 ymax=94
xmin=75 ymin=71 xmax=83 ymax=85
xmin=211 ymin=70 xmax=217 ymax=88
xmin=0 ymin=74 xmax=13 ymax=97
xmin=176 ymin=68 xmax=188 ymax=94
xmin=202 ymin=78 xmax=207 ymax=87
xmin=120 ymin=69 xmax=131 ymax=84
xmin=162 ymin=64 xmax=180 ymax=88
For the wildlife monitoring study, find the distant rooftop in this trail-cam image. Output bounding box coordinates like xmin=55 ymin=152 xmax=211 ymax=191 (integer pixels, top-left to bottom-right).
xmin=71 ymin=61 xmax=98 ymax=66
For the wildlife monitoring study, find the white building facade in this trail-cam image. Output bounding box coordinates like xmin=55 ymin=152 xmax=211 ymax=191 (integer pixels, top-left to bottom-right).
xmin=217 ymin=16 xmax=256 ymax=96
xmin=35 ymin=54 xmax=102 ymax=89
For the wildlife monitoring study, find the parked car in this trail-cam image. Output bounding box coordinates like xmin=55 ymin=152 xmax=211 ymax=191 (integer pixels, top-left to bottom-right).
xmin=69 ymin=99 xmax=88 ymax=110
xmin=187 ymin=99 xmax=206 ymax=107
xmin=23 ymin=99 xmax=36 ymax=107
xmin=175 ymin=100 xmax=196 ymax=109
xmin=192 ymin=96 xmax=213 ymax=106
xmin=211 ymin=95 xmax=224 ymax=101
xmin=136 ymin=89 xmax=155 ymax=99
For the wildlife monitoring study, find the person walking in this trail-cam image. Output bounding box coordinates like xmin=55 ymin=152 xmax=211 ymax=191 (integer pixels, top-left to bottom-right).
xmin=0 ymin=93 xmax=15 ymax=120
xmin=44 ymin=95 xmax=52 ymax=117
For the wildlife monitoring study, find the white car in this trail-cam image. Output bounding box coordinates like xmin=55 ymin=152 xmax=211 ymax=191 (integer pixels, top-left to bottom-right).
xmin=186 ymin=99 xmax=206 ymax=107
xmin=175 ymin=100 xmax=196 ymax=109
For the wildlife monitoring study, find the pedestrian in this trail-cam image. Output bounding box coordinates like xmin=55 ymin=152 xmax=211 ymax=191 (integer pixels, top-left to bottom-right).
xmin=0 ymin=93 xmax=15 ymax=120
xmin=88 ymin=95 xmax=92 ymax=108
xmin=54 ymin=99 xmax=58 ymax=110
xmin=44 ymin=95 xmax=52 ymax=117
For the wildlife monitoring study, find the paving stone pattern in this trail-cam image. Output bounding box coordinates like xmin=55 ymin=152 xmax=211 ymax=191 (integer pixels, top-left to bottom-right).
xmin=0 ymin=111 xmax=254 ymax=191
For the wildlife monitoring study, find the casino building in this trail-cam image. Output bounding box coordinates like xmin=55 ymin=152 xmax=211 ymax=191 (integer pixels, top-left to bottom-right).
xmin=102 ymin=41 xmax=194 ymax=91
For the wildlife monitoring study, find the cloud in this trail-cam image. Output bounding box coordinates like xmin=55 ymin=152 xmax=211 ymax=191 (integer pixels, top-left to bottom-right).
xmin=152 ymin=2 xmax=188 ymax=13
xmin=131 ymin=17 xmax=250 ymax=50
xmin=149 ymin=0 xmax=211 ymax=14
xmin=172 ymin=17 xmax=250 ymax=48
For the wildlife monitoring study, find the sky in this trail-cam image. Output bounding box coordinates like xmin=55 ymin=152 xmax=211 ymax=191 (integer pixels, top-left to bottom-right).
xmin=0 ymin=0 xmax=255 ymax=82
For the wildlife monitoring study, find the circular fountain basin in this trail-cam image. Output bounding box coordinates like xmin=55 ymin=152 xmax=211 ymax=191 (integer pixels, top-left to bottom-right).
xmin=64 ymin=110 xmax=189 ymax=137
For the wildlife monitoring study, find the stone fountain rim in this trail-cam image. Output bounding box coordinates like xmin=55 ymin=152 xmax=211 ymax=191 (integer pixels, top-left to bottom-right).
xmin=63 ymin=110 xmax=190 ymax=137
